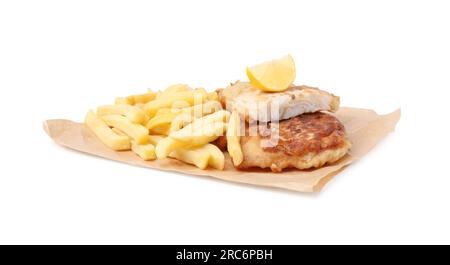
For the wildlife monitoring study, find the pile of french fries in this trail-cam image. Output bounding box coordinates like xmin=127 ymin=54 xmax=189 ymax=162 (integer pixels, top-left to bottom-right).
xmin=84 ymin=84 xmax=243 ymax=170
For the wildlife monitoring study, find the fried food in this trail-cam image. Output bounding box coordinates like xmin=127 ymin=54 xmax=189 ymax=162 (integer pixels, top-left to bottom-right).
xmin=115 ymin=91 xmax=156 ymax=105
xmin=236 ymin=112 xmax=351 ymax=172
xmin=246 ymin=54 xmax=296 ymax=92
xmin=218 ymin=81 xmax=340 ymax=122
xmin=101 ymin=114 xmax=149 ymax=144
xmin=226 ymin=111 xmax=243 ymax=166
xmin=146 ymin=101 xmax=223 ymax=134
xmin=155 ymin=137 xmax=187 ymax=159
xmin=147 ymin=135 xmax=165 ymax=145
xmin=155 ymin=111 xmax=229 ymax=159
xmin=156 ymin=84 xmax=192 ymax=99
xmin=169 ymin=144 xmax=225 ymax=170
xmin=146 ymin=110 xmax=179 ymax=131
xmin=84 ymin=111 xmax=131 ymax=151
xmin=81 ymin=52 xmax=350 ymax=173
xmin=170 ymin=122 xmax=227 ymax=146
xmin=131 ymin=141 xmax=156 ymax=161
xmin=169 ymin=110 xmax=229 ymax=146
xmin=97 ymin=104 xmax=148 ymax=124
xmin=126 ymin=92 xmax=156 ymax=104
xmin=144 ymin=89 xmax=208 ymax=117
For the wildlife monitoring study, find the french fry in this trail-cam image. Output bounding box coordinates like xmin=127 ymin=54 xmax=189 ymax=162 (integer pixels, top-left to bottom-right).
xmin=226 ymin=111 xmax=243 ymax=166
xmin=156 ymin=84 xmax=192 ymax=99
xmin=97 ymin=104 xmax=147 ymax=124
xmin=131 ymin=141 xmax=156 ymax=160
xmin=148 ymin=135 xmax=165 ymax=145
xmin=127 ymin=91 xmax=156 ymax=104
xmin=169 ymin=122 xmax=227 ymax=146
xmin=169 ymin=146 xmax=210 ymax=169
xmin=112 ymin=128 xmax=159 ymax=156
xmin=204 ymin=144 xmax=225 ymax=170
xmin=115 ymin=126 xmax=156 ymax=160
xmin=155 ymin=137 xmax=188 ymax=159
xmin=149 ymin=123 xmax=171 ymax=135
xmin=179 ymin=109 xmax=229 ymax=129
xmin=111 ymin=127 xmax=129 ymax=138
xmin=115 ymin=91 xmax=156 ymax=105
xmin=169 ymin=144 xmax=224 ymax=170
xmin=146 ymin=101 xmax=222 ymax=132
xmin=155 ymin=108 xmax=178 ymax=116
xmin=195 ymin=87 xmax=208 ymax=95
xmin=169 ymin=110 xmax=229 ymax=144
xmin=164 ymin=83 xmax=192 ymax=92
xmin=134 ymin=103 xmax=146 ymax=109
xmin=84 ymin=111 xmax=130 ymax=150
xmin=146 ymin=111 xmax=180 ymax=130
xmin=144 ymin=89 xmax=208 ymax=117
xmin=115 ymin=97 xmax=133 ymax=105
xmin=169 ymin=113 xmax=194 ymax=132
xmin=101 ymin=114 xmax=149 ymax=144
xmin=180 ymin=100 xmax=222 ymax=118
xmin=200 ymin=110 xmax=230 ymax=124
xmin=207 ymin=91 xmax=219 ymax=101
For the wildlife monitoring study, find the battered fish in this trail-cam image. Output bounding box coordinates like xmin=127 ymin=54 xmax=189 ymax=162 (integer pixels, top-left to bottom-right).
xmin=224 ymin=112 xmax=351 ymax=172
xmin=218 ymin=81 xmax=340 ymax=122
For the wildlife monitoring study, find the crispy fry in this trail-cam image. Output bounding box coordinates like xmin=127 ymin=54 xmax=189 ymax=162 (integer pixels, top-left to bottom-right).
xmin=111 ymin=127 xmax=129 ymax=138
xmin=101 ymin=114 xmax=149 ymax=144
xmin=115 ymin=97 xmax=133 ymax=105
xmin=201 ymin=110 xmax=230 ymax=124
xmin=169 ymin=144 xmax=224 ymax=170
xmin=97 ymin=104 xmax=147 ymax=124
xmin=180 ymin=100 xmax=222 ymax=118
xmin=169 ymin=110 xmax=229 ymax=145
xmin=226 ymin=111 xmax=243 ymax=166
xmin=169 ymin=122 xmax=227 ymax=146
xmin=156 ymin=84 xmax=192 ymax=99
xmin=195 ymin=88 xmax=208 ymax=95
xmin=169 ymin=146 xmax=210 ymax=169
xmin=131 ymin=141 xmax=156 ymax=160
xmin=207 ymin=91 xmax=219 ymax=101
xmin=134 ymin=103 xmax=146 ymax=109
xmin=166 ymin=102 xmax=223 ymax=132
xmin=147 ymin=135 xmax=165 ymax=145
xmin=155 ymin=108 xmax=179 ymax=116
xmin=149 ymin=123 xmax=171 ymax=135
xmin=144 ymin=89 xmax=208 ymax=117
xmin=204 ymin=144 xmax=225 ymax=170
xmin=181 ymin=110 xmax=229 ymax=128
xmin=155 ymin=137 xmax=188 ymax=159
xmin=86 ymin=86 xmax=232 ymax=171
xmin=85 ymin=111 xmax=130 ymax=150
xmin=127 ymin=91 xmax=156 ymax=104
xmin=169 ymin=113 xmax=194 ymax=132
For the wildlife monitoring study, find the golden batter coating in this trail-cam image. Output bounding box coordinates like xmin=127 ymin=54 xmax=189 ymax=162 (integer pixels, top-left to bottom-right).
xmin=258 ymin=112 xmax=347 ymax=156
xmin=236 ymin=112 xmax=351 ymax=172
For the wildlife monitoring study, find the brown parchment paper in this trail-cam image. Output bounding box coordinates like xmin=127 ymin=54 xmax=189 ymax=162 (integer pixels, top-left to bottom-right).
xmin=43 ymin=107 xmax=400 ymax=192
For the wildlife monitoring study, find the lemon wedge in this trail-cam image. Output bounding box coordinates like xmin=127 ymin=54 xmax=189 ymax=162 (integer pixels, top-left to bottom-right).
xmin=246 ymin=54 xmax=296 ymax=92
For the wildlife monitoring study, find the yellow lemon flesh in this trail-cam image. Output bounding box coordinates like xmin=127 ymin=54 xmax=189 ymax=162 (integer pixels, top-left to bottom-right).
xmin=246 ymin=54 xmax=296 ymax=92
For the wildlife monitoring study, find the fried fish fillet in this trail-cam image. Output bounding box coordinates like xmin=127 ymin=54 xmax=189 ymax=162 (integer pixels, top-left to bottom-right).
xmin=234 ymin=112 xmax=351 ymax=172
xmin=218 ymin=82 xmax=340 ymax=122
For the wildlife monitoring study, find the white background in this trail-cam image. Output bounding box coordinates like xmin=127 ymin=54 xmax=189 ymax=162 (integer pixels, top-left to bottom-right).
xmin=1 ymin=0 xmax=449 ymax=244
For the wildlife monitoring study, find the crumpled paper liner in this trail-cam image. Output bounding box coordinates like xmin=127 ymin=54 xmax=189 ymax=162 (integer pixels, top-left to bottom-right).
xmin=44 ymin=107 xmax=400 ymax=192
